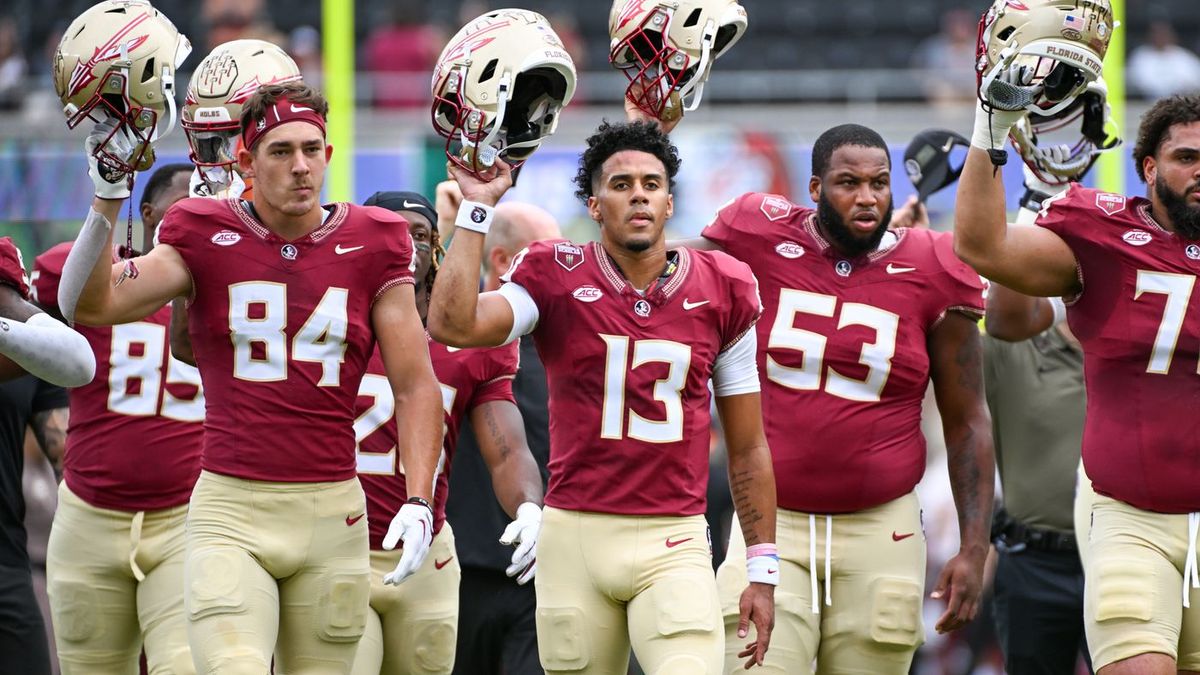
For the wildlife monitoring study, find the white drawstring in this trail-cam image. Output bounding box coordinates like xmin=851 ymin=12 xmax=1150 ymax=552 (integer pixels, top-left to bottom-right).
xmin=809 ymin=514 xmax=818 ymax=614
xmin=1184 ymin=512 xmax=1200 ymax=608
xmin=808 ymin=514 xmax=833 ymax=614
xmin=824 ymin=515 xmax=833 ymax=608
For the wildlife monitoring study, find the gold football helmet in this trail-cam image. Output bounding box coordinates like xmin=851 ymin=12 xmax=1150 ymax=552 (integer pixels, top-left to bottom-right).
xmin=183 ymin=39 xmax=301 ymax=192
xmin=609 ymin=0 xmax=747 ymax=120
xmin=976 ymin=0 xmax=1114 ymax=115
xmin=431 ymin=9 xmax=577 ymax=177
xmin=53 ymin=0 xmax=191 ymax=173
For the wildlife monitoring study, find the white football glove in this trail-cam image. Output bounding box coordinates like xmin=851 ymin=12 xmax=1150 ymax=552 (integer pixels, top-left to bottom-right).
xmin=499 ymin=502 xmax=541 ymax=585
xmin=382 ymin=502 xmax=434 ymax=585
xmin=189 ymin=166 xmax=247 ymax=199
xmin=85 ymin=117 xmax=134 ymax=200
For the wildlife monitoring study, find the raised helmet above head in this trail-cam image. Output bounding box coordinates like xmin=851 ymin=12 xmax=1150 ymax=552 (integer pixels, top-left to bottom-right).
xmin=609 ymin=0 xmax=748 ymax=121
xmin=976 ymin=0 xmax=1115 ymax=116
xmin=53 ymin=0 xmax=192 ymax=173
xmin=183 ymin=39 xmax=302 ymax=180
xmin=431 ymin=9 xmax=577 ymax=178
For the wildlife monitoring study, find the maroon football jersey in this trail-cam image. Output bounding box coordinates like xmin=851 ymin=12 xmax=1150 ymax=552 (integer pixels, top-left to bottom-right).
xmin=156 ymin=198 xmax=415 ymax=482
xmin=33 ymin=243 xmax=204 ymax=510
xmin=0 ymin=237 xmax=29 ymax=298
xmin=1037 ymin=185 xmax=1200 ymax=513
xmin=704 ymin=193 xmax=985 ymax=513
xmin=357 ymin=338 xmax=518 ymax=550
xmin=502 ymin=240 xmax=761 ymax=516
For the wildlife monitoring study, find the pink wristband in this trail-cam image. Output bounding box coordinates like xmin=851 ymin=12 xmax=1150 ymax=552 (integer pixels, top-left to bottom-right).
xmin=746 ymin=544 xmax=778 ymax=559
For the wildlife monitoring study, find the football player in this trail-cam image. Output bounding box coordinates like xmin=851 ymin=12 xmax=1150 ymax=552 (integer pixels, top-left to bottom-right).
xmin=349 ymin=191 xmax=544 ymax=675
xmin=57 ymin=81 xmax=444 ymax=673
xmin=34 ymin=162 xmax=203 ymax=675
xmin=666 ymin=119 xmax=992 ymax=673
xmin=959 ymin=60 xmax=1200 ymax=675
xmin=429 ymin=120 xmax=779 ymax=673
xmin=956 ymin=2 xmax=1200 ymax=672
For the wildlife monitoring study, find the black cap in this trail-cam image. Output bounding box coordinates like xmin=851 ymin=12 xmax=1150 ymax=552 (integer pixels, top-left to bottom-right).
xmin=903 ymin=129 xmax=971 ymax=202
xmin=363 ymin=191 xmax=438 ymax=227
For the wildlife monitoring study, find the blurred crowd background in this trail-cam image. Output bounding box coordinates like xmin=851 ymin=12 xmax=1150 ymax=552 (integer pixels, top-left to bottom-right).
xmin=3 ymin=2 xmax=1197 ymax=673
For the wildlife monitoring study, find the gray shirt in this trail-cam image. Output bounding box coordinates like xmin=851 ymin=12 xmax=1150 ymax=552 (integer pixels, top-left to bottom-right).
xmin=984 ymin=327 xmax=1085 ymax=533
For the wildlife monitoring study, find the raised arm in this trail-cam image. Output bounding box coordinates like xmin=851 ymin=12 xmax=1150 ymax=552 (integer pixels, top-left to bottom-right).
xmin=60 ymin=197 xmax=191 ymax=327
xmin=927 ymin=311 xmax=995 ymax=634
xmin=954 ymin=131 xmax=1079 ymax=298
xmin=470 ymin=398 xmax=545 ymax=584
xmin=0 ymin=284 xmax=94 ymax=387
xmin=427 ymin=161 xmax=521 ymax=348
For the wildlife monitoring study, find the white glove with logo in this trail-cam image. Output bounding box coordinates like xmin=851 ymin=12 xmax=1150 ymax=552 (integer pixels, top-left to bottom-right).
xmin=499 ymin=502 xmax=541 ymax=585
xmin=189 ymin=166 xmax=247 ymax=199
xmin=382 ymin=502 xmax=434 ymax=585
xmin=86 ymin=117 xmax=134 ymax=200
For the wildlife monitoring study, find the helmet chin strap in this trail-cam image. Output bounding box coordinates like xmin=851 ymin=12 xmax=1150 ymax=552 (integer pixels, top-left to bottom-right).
xmin=458 ymin=73 xmax=510 ymax=169
xmin=679 ymin=19 xmax=715 ymax=113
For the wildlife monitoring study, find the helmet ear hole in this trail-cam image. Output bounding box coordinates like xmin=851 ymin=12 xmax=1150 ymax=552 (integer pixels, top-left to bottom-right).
xmin=997 ymin=26 xmax=1016 ymax=41
xmin=714 ymin=24 xmax=738 ymax=53
xmin=478 ymin=59 xmax=499 ymax=84
xmin=140 ymin=57 xmax=156 ymax=83
xmin=683 ymin=8 xmax=703 ymax=27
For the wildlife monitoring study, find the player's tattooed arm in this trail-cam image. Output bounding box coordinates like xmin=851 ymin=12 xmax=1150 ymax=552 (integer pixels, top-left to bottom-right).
xmin=717 ymin=393 xmax=776 ymax=547
xmin=928 ymin=311 xmax=995 ymax=633
xmin=471 ymin=399 xmax=544 ymax=515
xmin=169 ymin=298 xmax=197 ymax=366
xmin=30 ymin=406 xmax=68 ymax=475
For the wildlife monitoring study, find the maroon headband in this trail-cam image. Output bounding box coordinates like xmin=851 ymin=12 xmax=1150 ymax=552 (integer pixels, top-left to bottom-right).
xmin=241 ymin=97 xmax=327 ymax=150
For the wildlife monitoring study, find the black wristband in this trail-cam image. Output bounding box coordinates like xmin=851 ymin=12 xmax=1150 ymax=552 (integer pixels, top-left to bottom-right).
xmin=406 ymin=496 xmax=432 ymax=511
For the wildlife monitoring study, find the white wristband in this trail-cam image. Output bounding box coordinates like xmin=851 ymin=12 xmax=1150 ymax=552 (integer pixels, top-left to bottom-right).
xmin=455 ymin=201 xmax=495 ymax=235
xmin=746 ymin=554 xmax=780 ymax=586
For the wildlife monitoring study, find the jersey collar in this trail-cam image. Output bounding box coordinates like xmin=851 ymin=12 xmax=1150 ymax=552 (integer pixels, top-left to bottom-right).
xmin=591 ymin=241 xmax=692 ymax=306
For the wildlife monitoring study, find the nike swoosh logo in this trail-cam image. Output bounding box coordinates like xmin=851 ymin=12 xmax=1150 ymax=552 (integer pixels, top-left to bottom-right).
xmin=434 ymin=557 xmax=454 ymax=570
xmin=886 ymin=264 xmax=916 ymax=274
xmin=665 ymin=537 xmax=693 ymax=548
xmin=335 ymin=244 xmax=364 ymax=255
xmin=892 ymin=531 xmax=914 ymax=541
xmin=291 ymin=104 xmax=314 ymax=113
xmin=402 ymin=200 xmax=424 ymax=210
xmin=346 ymin=513 xmax=365 ymax=526
xmin=682 ymin=299 xmax=709 ymax=311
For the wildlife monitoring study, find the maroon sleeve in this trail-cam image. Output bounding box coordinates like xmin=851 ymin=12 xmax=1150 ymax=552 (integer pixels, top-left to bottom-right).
xmin=931 ymin=231 xmax=986 ymax=320
xmin=499 ymin=239 xmax=568 ymax=312
xmin=0 ymin=237 xmax=30 ymax=299
xmin=468 ymin=341 xmax=519 ymax=410
xmin=32 ymin=243 xmax=70 ymax=312
xmin=712 ymin=251 xmax=763 ymax=351
xmin=701 ymin=192 xmax=782 ymax=260
xmin=364 ymin=206 xmax=416 ymax=302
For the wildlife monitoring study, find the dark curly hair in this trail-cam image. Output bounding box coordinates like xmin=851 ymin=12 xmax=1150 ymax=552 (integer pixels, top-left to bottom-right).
xmin=1133 ymin=94 xmax=1200 ymax=183
xmin=573 ymin=120 xmax=681 ymax=203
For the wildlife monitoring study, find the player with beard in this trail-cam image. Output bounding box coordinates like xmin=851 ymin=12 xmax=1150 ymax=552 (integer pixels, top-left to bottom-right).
xmin=429 ymin=120 xmax=779 ymax=673
xmin=957 ymin=92 xmax=1200 ymax=674
xmin=676 ymin=123 xmax=993 ymax=673
xmin=56 ymin=82 xmax=444 ymax=673
xmin=350 ymin=191 xmax=544 ymax=675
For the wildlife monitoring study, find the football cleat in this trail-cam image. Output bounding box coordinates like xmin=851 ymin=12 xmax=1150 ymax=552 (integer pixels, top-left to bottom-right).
xmin=1008 ymin=75 xmax=1121 ymax=185
xmin=609 ymin=0 xmax=747 ymax=120
xmin=431 ymin=9 xmax=576 ymax=178
xmin=53 ymin=0 xmax=191 ymax=174
xmin=976 ymin=0 xmax=1114 ymax=115
xmin=183 ymin=39 xmax=302 ymax=191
